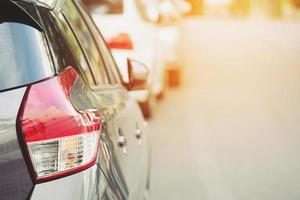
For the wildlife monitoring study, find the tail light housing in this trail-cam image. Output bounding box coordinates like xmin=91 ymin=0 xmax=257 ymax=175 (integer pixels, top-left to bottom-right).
xmin=17 ymin=67 xmax=101 ymax=183
xmin=106 ymin=33 xmax=134 ymax=50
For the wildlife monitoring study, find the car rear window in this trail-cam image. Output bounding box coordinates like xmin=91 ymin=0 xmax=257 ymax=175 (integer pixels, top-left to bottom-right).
xmin=0 ymin=2 xmax=55 ymax=91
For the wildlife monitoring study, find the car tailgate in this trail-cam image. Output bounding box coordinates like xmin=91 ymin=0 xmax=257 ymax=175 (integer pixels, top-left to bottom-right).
xmin=0 ymin=87 xmax=33 ymax=200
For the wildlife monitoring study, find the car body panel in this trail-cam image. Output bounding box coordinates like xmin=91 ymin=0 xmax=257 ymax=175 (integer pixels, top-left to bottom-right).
xmin=31 ymin=163 xmax=119 ymax=200
xmin=31 ymin=166 xmax=99 ymax=200
xmin=92 ymin=84 xmax=148 ymax=199
xmin=0 ymin=87 xmax=33 ymax=200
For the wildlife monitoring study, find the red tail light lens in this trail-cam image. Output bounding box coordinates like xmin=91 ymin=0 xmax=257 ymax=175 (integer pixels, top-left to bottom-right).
xmin=17 ymin=67 xmax=101 ymax=183
xmin=106 ymin=33 xmax=134 ymax=50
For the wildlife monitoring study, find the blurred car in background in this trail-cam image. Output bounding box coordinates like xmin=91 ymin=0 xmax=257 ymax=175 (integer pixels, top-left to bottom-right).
xmin=174 ymin=0 xmax=193 ymax=14
xmin=185 ymin=0 xmax=204 ymax=15
xmin=83 ymin=0 xmax=163 ymax=119
xmin=152 ymin=0 xmax=186 ymax=87
xmin=0 ymin=0 xmax=150 ymax=199
xmin=83 ymin=0 xmax=186 ymax=118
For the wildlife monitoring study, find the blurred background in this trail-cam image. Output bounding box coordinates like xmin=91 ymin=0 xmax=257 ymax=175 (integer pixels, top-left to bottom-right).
xmin=82 ymin=0 xmax=300 ymax=199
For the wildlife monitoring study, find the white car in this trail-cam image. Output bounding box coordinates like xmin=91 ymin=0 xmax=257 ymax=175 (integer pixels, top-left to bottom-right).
xmin=140 ymin=0 xmax=188 ymax=87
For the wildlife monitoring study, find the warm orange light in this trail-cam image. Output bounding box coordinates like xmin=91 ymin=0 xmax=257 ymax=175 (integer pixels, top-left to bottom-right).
xmin=204 ymin=0 xmax=233 ymax=6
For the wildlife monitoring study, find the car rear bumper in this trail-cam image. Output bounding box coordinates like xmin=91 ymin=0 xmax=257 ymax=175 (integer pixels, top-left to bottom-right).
xmin=30 ymin=165 xmax=99 ymax=200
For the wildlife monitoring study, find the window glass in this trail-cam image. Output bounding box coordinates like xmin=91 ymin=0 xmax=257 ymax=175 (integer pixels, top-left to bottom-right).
xmin=77 ymin=1 xmax=122 ymax=84
xmin=42 ymin=10 xmax=94 ymax=86
xmin=97 ymin=37 xmax=123 ymax=84
xmin=0 ymin=22 xmax=54 ymax=91
xmin=63 ymin=0 xmax=109 ymax=85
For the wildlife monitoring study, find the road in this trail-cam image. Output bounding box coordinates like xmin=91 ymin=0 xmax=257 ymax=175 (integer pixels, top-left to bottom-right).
xmin=149 ymin=18 xmax=300 ymax=200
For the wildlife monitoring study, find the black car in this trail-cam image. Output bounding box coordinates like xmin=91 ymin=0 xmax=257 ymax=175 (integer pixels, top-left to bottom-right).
xmin=0 ymin=0 xmax=151 ymax=199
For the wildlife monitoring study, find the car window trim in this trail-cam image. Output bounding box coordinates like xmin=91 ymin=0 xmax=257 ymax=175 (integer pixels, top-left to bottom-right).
xmin=71 ymin=0 xmax=112 ymax=84
xmin=94 ymin=31 xmax=125 ymax=85
xmin=60 ymin=11 xmax=97 ymax=86
xmin=74 ymin=0 xmax=116 ymax=84
xmin=37 ymin=8 xmax=59 ymax=75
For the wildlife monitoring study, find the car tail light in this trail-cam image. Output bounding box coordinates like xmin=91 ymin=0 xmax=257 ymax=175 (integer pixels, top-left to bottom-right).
xmin=106 ymin=33 xmax=134 ymax=50
xmin=17 ymin=67 xmax=101 ymax=183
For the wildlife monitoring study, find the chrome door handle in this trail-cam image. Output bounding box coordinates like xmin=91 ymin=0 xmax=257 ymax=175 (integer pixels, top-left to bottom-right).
xmin=117 ymin=135 xmax=127 ymax=148
xmin=135 ymin=129 xmax=142 ymax=139
xmin=135 ymin=123 xmax=143 ymax=145
xmin=118 ymin=128 xmax=127 ymax=154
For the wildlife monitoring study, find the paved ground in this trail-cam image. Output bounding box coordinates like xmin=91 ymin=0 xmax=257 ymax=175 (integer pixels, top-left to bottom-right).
xmin=149 ymin=18 xmax=300 ymax=200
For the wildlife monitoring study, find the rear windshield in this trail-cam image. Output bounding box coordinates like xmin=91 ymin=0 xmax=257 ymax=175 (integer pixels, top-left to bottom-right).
xmin=0 ymin=2 xmax=54 ymax=91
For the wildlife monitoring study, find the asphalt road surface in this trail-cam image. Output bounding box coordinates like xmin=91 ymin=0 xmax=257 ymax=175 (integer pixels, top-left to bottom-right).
xmin=149 ymin=18 xmax=300 ymax=200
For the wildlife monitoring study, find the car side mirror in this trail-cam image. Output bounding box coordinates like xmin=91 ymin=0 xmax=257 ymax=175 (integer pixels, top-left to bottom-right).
xmin=124 ymin=59 xmax=149 ymax=91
